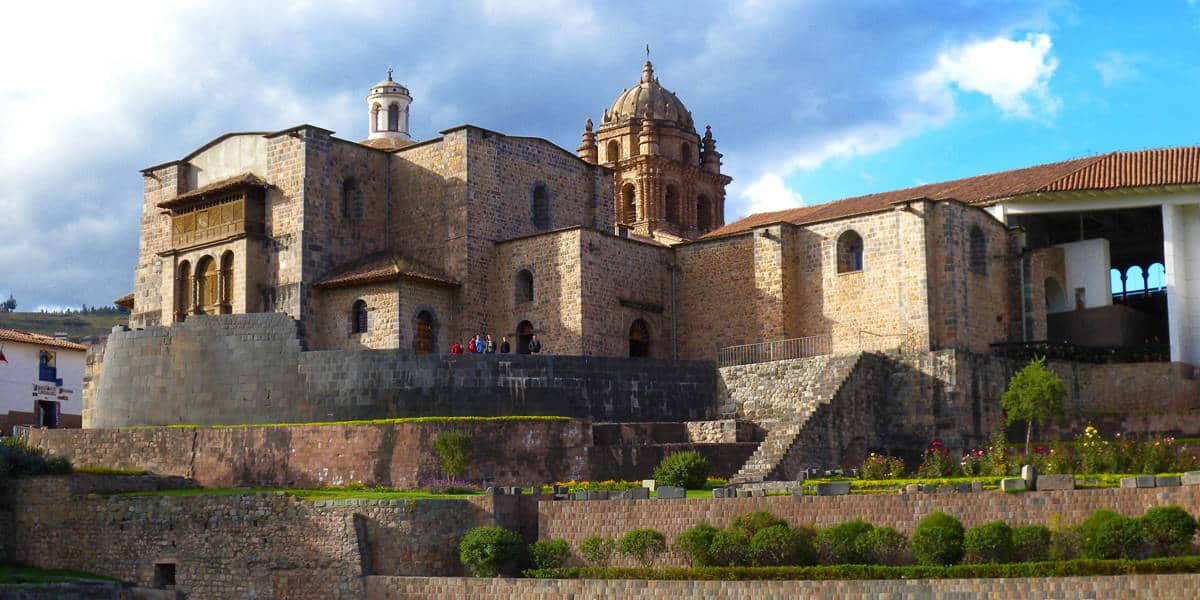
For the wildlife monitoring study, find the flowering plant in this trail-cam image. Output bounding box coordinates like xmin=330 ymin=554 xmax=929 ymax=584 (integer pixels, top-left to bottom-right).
xmin=918 ymin=440 xmax=956 ymax=477
xmin=959 ymin=448 xmax=986 ymax=477
xmin=860 ymin=452 xmax=906 ymax=480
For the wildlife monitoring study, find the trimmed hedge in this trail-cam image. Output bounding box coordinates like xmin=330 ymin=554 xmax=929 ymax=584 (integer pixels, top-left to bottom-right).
xmin=459 ymin=526 xmax=524 ymax=577
xmin=911 ymin=512 xmax=965 ymax=566
xmin=963 ymin=521 xmax=1014 ymax=564
xmin=619 ymin=529 xmax=667 ymax=567
xmin=652 ymin=451 xmax=710 ymax=489
xmin=525 ymin=556 xmax=1200 ymax=580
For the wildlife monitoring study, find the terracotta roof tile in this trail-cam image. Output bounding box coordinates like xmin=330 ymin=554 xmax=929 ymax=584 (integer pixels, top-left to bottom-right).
xmin=114 ymin=293 xmax=134 ymax=309
xmin=0 ymin=328 xmax=87 ymax=351
xmin=157 ymin=172 xmax=268 ymax=209
xmin=315 ymin=252 xmax=460 ymax=289
xmin=704 ymin=146 xmax=1200 ymax=239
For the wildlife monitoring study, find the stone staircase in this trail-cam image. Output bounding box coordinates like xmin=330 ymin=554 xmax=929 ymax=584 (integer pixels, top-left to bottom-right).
xmin=730 ymin=353 xmax=863 ymax=483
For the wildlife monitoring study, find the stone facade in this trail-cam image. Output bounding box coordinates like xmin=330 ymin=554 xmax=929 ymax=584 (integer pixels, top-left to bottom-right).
xmin=367 ymin=574 xmax=1200 ymax=600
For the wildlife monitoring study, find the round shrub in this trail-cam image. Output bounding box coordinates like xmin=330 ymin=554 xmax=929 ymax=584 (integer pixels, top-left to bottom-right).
xmin=963 ymin=521 xmax=1015 ymax=564
xmin=911 ymin=511 xmax=965 ymax=566
xmin=528 ymin=539 xmax=570 ymax=570
xmin=1140 ymin=505 xmax=1198 ymax=557
xmin=652 ymin=451 xmax=710 ymax=489
xmin=816 ymin=519 xmax=875 ymax=564
xmin=674 ymin=523 xmax=720 ymax=567
xmin=730 ymin=511 xmax=789 ymax=538
xmin=1012 ymin=525 xmax=1052 ymax=562
xmin=749 ymin=525 xmax=817 ymax=566
xmin=857 ymin=526 xmax=910 ymax=566
xmin=1079 ymin=510 xmax=1145 ymax=560
xmin=458 ymin=526 xmax=524 ymax=577
xmin=577 ymin=535 xmax=617 ymax=566
xmin=619 ymin=528 xmax=667 ymax=567
xmin=707 ymin=529 xmax=751 ymax=567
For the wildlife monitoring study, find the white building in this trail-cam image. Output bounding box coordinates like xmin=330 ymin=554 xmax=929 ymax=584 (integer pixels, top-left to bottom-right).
xmin=0 ymin=328 xmax=86 ymax=434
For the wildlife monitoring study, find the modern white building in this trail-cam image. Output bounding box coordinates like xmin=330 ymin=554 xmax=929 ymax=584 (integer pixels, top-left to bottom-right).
xmin=0 ymin=328 xmax=86 ymax=434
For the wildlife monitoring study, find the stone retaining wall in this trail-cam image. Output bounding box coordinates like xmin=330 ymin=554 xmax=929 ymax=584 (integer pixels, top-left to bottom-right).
xmin=538 ymin=485 xmax=1200 ymax=567
xmin=89 ymin=314 xmax=716 ymax=427
xmin=21 ymin=420 xmax=590 ymax=488
xmin=365 ymin=573 xmax=1200 ymax=599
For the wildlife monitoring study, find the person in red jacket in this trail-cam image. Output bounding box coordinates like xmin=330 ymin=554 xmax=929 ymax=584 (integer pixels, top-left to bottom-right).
xmin=450 ymin=342 xmax=464 ymax=354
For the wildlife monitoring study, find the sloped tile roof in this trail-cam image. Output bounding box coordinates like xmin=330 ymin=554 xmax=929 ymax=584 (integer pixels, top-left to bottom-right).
xmin=315 ymin=252 xmax=460 ymax=289
xmin=0 ymin=328 xmax=87 ymax=351
xmin=114 ymin=293 xmax=134 ymax=310
xmin=157 ymin=172 xmax=268 ymax=209
xmin=703 ymin=146 xmax=1200 ymax=239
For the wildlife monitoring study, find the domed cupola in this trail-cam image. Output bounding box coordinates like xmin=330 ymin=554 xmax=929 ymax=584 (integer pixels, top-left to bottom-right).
xmin=365 ymin=68 xmax=413 ymax=148
xmin=603 ymin=61 xmax=694 ymax=132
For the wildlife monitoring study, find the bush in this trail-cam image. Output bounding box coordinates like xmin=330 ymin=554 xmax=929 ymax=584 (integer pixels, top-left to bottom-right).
xmin=918 ymin=441 xmax=956 ymax=477
xmin=434 ymin=431 xmax=472 ymax=479
xmin=982 ymin=428 xmax=1013 ymax=476
xmin=1140 ymin=506 xmax=1198 ymax=557
xmin=816 ymin=519 xmax=875 ymax=565
xmin=730 ymin=511 xmax=789 ymax=538
xmin=674 ymin=523 xmax=721 ymax=567
xmin=578 ymin=536 xmax=617 ymax=566
xmin=1012 ymin=525 xmax=1052 ymax=562
xmin=458 ymin=526 xmax=524 ymax=577
xmin=0 ymin=437 xmax=72 ymax=480
xmin=911 ymin=512 xmax=965 ymax=566
xmin=748 ymin=525 xmax=817 ymax=567
xmin=857 ymin=526 xmax=910 ymax=566
xmin=652 ymin=451 xmax=710 ymax=489
xmin=963 ymin=521 xmax=1015 ymax=564
xmin=619 ymin=529 xmax=667 ymax=567
xmin=1079 ymin=510 xmax=1145 ymax=560
xmin=529 ymin=539 xmax=570 ymax=570
xmin=708 ymin=529 xmax=751 ymax=567
xmin=860 ymin=452 xmax=906 ymax=479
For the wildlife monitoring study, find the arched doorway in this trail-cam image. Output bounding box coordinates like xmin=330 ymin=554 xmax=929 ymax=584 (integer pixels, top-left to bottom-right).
xmin=620 ymin=183 xmax=637 ymax=223
xmin=195 ymin=256 xmax=217 ymax=314
xmin=415 ymin=311 xmax=434 ymax=354
xmin=629 ymin=319 xmax=650 ymax=358
xmin=517 ymin=320 xmax=534 ymax=354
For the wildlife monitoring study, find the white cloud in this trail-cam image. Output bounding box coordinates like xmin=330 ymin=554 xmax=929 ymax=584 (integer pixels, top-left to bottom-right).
xmin=1094 ymin=51 xmax=1143 ymax=87
xmin=740 ymin=174 xmax=804 ymax=216
xmin=921 ymin=33 xmax=1059 ymax=118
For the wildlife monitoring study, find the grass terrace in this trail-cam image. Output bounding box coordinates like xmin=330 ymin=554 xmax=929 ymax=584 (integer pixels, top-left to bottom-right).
xmin=0 ymin=563 xmax=117 ymax=585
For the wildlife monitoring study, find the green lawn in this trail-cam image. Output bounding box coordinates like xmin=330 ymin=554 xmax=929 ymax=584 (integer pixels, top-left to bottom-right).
xmin=0 ymin=311 xmax=127 ymax=342
xmin=113 ymin=487 xmax=483 ymax=501
xmin=0 ymin=563 xmax=116 ymax=585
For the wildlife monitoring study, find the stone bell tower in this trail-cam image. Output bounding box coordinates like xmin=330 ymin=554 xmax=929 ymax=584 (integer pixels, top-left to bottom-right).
xmin=363 ymin=68 xmax=413 ymax=150
xmin=579 ymin=59 xmax=731 ymax=243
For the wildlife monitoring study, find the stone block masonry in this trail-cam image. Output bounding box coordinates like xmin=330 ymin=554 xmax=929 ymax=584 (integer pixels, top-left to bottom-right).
xmin=366 ymin=574 xmax=1200 ymax=600
xmin=538 ymin=485 xmax=1200 ymax=567
xmin=88 ymin=313 xmax=716 ymax=427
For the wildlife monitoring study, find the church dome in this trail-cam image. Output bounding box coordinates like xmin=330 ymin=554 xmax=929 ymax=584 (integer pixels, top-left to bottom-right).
xmin=370 ymin=79 xmax=409 ymax=96
xmin=606 ymin=61 xmax=694 ymax=131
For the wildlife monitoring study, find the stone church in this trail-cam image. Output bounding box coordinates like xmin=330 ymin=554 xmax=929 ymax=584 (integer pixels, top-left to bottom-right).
xmin=120 ymin=61 xmax=1200 ymax=366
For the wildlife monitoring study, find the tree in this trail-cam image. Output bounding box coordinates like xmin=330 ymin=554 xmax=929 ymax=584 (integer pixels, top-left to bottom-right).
xmin=3 ymin=294 xmax=15 ymax=311
xmin=1001 ymin=356 xmax=1066 ymax=456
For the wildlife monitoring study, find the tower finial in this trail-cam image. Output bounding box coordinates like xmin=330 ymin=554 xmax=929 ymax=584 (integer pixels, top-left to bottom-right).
xmin=386 ymin=66 xmax=393 ymax=81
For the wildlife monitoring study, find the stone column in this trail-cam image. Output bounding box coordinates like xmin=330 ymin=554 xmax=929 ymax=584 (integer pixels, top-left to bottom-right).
xmin=1163 ymin=203 xmax=1200 ymax=364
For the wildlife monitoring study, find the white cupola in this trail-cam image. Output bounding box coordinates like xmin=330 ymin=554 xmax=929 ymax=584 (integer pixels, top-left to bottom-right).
xmin=367 ymin=67 xmax=412 ymax=142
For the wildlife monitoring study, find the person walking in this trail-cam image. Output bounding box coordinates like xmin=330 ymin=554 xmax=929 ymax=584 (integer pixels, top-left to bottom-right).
xmin=528 ymin=334 xmax=542 ymax=354
xmin=499 ymin=336 xmax=511 ymax=354
xmin=484 ymin=334 xmax=496 ymax=353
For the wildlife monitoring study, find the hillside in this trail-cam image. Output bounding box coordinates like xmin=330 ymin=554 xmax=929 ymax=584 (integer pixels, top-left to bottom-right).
xmin=0 ymin=311 xmax=129 ymax=343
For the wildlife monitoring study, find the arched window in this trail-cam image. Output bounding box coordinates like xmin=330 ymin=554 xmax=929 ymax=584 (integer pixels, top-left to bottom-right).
xmin=515 ymin=269 xmax=534 ymax=303
xmin=629 ymin=319 xmax=650 ymax=358
xmin=1045 ymin=278 xmax=1067 ymax=313
xmin=176 ymin=261 xmax=191 ymax=321
xmin=681 ymin=142 xmax=692 ymax=165
xmin=969 ymin=226 xmax=987 ymax=275
xmin=195 ymin=256 xmax=217 ymax=314
xmin=341 ymin=178 xmax=362 ymax=221
xmin=219 ymin=251 xmax=234 ymax=313
xmin=696 ymin=195 xmax=712 ymax=232
xmin=606 ymin=140 xmax=620 ymax=163
xmin=371 ymin=104 xmax=381 ymax=133
xmin=836 ymin=230 xmax=864 ymax=273
xmin=517 ymin=320 xmax=534 ymax=354
xmin=531 ymin=183 xmax=550 ymax=229
xmin=415 ymin=310 xmax=434 ymax=354
xmin=387 ymin=104 xmax=400 ymax=131
xmin=665 ymin=185 xmax=680 ymax=223
xmin=620 ymin=183 xmax=637 ymax=223
xmin=1125 ymin=266 xmax=1146 ymax=294
xmin=351 ymin=300 xmax=368 ymax=334
xmin=1148 ymin=262 xmax=1166 ymax=291
xmin=1110 ymin=268 xmax=1124 ymax=297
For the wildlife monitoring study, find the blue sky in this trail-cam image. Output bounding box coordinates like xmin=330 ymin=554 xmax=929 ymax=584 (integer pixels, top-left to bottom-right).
xmin=1 ymin=1 xmax=1197 ymax=309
